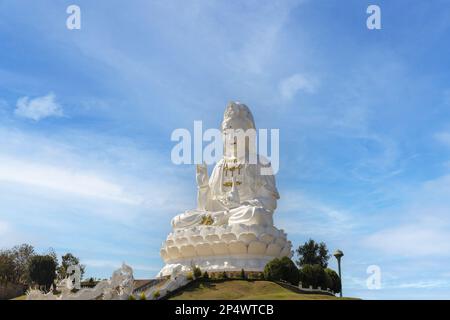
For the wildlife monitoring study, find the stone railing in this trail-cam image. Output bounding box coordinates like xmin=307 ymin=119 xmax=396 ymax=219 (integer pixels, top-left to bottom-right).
xmin=138 ymin=274 xmax=191 ymax=300
xmin=276 ymin=280 xmax=335 ymax=296
xmin=133 ymin=278 xmax=168 ymax=294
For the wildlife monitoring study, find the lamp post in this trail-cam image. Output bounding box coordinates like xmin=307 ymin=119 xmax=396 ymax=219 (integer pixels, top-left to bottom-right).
xmin=333 ymin=249 xmax=344 ymax=297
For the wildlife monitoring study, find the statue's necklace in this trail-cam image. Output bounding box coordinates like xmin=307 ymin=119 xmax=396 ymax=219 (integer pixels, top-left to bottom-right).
xmin=223 ymin=158 xmax=243 ymax=187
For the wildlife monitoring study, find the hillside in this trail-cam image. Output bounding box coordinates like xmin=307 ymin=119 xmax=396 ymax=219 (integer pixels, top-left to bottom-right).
xmin=167 ymin=280 xmax=354 ymax=300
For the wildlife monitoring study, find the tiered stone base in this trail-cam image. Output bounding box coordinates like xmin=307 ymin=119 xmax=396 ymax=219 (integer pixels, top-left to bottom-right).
xmin=158 ymin=224 xmax=292 ymax=277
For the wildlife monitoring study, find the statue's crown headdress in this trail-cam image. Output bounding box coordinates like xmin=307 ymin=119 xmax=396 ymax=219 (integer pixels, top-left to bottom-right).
xmin=221 ymin=101 xmax=256 ymax=132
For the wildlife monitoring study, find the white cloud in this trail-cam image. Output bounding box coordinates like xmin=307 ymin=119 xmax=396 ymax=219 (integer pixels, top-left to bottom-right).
xmin=0 ymin=125 xmax=193 ymax=221
xmin=364 ymin=223 xmax=450 ymax=256
xmin=0 ymin=220 xmax=10 ymax=236
xmin=0 ymin=220 xmax=32 ymax=248
xmin=15 ymin=92 xmax=63 ymax=121
xmin=395 ymin=280 xmax=450 ymax=289
xmin=277 ymin=190 xmax=355 ymax=238
xmin=0 ymin=156 xmax=141 ymax=205
xmin=279 ymin=73 xmax=319 ymax=100
xmin=226 ymin=4 xmax=292 ymax=75
xmin=364 ymin=172 xmax=450 ymax=257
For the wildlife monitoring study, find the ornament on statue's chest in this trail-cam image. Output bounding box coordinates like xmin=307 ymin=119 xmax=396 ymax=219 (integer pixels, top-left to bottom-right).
xmin=223 ymin=160 xmax=243 ymax=188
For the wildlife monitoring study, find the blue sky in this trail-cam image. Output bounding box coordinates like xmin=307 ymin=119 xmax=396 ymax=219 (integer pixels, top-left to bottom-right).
xmin=1 ymin=0 xmax=450 ymax=299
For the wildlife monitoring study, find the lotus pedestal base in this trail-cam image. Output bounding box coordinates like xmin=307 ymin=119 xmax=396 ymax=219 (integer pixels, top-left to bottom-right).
xmin=158 ymin=224 xmax=292 ymax=277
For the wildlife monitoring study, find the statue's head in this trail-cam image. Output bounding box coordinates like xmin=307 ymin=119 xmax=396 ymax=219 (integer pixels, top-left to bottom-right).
xmin=221 ymin=101 xmax=255 ymax=132
xmin=221 ymin=101 xmax=257 ymax=158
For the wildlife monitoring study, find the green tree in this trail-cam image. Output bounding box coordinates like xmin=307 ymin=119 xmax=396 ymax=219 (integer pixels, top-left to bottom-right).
xmin=298 ymin=264 xmax=329 ymax=289
xmin=264 ymin=257 xmax=300 ymax=285
xmin=11 ymin=244 xmax=35 ymax=284
xmin=240 ymin=269 xmax=246 ymax=280
xmin=47 ymin=248 xmax=58 ymax=264
xmin=0 ymin=250 xmax=16 ymax=284
xmin=203 ymin=271 xmax=209 ymax=279
xmin=325 ymin=268 xmax=341 ymax=293
xmin=296 ymin=239 xmax=330 ymax=268
xmin=28 ymin=255 xmax=57 ymax=291
xmin=57 ymin=253 xmax=85 ymax=280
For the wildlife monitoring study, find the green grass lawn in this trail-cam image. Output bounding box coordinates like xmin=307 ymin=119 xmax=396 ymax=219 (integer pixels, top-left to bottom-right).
xmin=168 ymin=280 xmax=356 ymax=300
xmin=10 ymin=280 xmax=357 ymax=300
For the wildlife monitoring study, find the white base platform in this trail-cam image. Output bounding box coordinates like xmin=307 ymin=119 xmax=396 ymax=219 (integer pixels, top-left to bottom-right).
xmin=158 ymin=224 xmax=292 ymax=277
xmin=158 ymin=256 xmax=278 ymax=277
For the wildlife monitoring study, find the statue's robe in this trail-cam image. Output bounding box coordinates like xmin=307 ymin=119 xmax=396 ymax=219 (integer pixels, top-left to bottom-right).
xmin=171 ymin=156 xmax=279 ymax=229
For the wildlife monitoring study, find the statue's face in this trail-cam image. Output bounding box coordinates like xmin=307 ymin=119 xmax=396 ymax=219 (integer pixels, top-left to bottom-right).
xmin=221 ymin=103 xmax=256 ymax=157
xmin=222 ymin=116 xmax=247 ymax=131
xmin=222 ymin=118 xmax=247 ymax=152
xmin=223 ymin=130 xmax=236 ymax=155
xmin=222 ymin=123 xmax=258 ymax=159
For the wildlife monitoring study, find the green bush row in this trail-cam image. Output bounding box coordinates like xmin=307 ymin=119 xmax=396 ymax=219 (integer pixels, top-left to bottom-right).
xmin=263 ymin=257 xmax=341 ymax=293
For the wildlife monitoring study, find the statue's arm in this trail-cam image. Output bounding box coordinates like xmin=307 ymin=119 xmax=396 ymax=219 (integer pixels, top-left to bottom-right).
xmin=242 ymin=162 xmax=279 ymax=211
xmin=199 ymin=161 xmax=231 ymax=211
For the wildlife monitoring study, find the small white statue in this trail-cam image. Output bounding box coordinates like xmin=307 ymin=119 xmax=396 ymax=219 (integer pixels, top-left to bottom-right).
xmin=26 ymin=263 xmax=135 ymax=300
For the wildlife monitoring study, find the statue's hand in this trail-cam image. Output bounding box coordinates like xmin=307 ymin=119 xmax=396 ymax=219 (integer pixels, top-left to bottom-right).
xmin=196 ymin=163 xmax=209 ymax=187
xmin=211 ymin=211 xmax=228 ymax=226
xmin=241 ymin=199 xmax=263 ymax=207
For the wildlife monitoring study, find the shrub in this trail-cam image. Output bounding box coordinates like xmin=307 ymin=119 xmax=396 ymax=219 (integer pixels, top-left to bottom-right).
xmin=219 ymin=271 xmax=228 ymax=279
xmin=264 ymin=258 xmax=278 ymax=280
xmin=153 ymin=290 xmax=160 ymax=299
xmin=186 ymin=272 xmax=194 ymax=281
xmin=325 ymin=268 xmax=341 ymax=293
xmin=28 ymin=255 xmax=57 ymax=291
xmin=139 ymin=292 xmax=147 ymax=300
xmin=203 ymin=271 xmax=209 ymax=279
xmin=193 ymin=266 xmax=202 ymax=279
xmin=128 ymin=295 xmax=136 ymax=300
xmin=299 ymin=264 xmax=328 ymax=289
xmin=264 ymin=257 xmax=299 ymax=285
xmin=240 ymin=269 xmax=246 ymax=280
xmin=0 ymin=251 xmax=16 ymax=284
xmin=86 ymin=277 xmax=96 ymax=287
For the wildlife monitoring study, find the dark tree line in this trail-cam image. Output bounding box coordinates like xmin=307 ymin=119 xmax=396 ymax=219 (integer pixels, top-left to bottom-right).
xmin=0 ymin=244 xmax=85 ymax=291
xmin=263 ymin=239 xmax=342 ymax=294
xmin=0 ymin=244 xmax=35 ymax=285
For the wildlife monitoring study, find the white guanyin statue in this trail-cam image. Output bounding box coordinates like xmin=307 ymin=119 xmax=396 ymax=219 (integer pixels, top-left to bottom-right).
xmin=158 ymin=102 xmax=292 ymax=277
